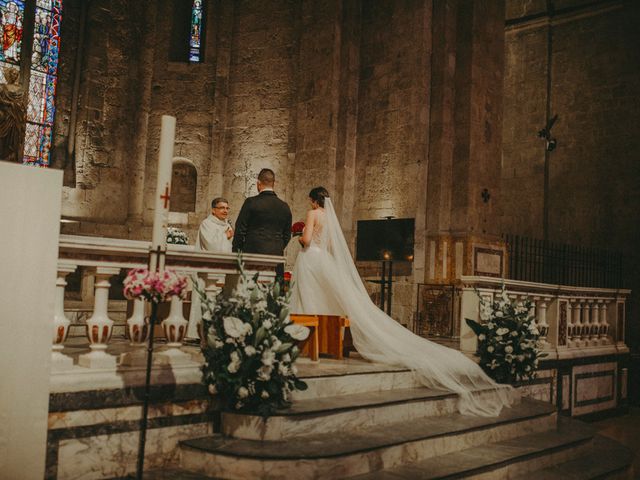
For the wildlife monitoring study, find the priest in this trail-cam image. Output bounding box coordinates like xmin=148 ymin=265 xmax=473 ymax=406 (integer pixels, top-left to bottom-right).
xmin=187 ymin=197 xmax=234 ymax=339
xmin=195 ymin=197 xmax=234 ymax=252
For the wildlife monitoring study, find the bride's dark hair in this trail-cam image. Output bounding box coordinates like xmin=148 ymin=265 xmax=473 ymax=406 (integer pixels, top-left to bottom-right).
xmin=309 ymin=186 xmax=330 ymax=207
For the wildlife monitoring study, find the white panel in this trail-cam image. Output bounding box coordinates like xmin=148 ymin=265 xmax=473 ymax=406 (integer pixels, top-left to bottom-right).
xmin=0 ymin=162 xmax=62 ymax=479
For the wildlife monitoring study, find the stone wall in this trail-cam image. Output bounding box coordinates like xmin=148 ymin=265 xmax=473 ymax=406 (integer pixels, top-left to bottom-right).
xmin=354 ymin=0 xmax=431 ymax=325
xmin=57 ymin=0 xmax=141 ymax=229
xmin=222 ymin=0 xmax=297 ymax=215
xmin=502 ymin=0 xmax=640 ymax=348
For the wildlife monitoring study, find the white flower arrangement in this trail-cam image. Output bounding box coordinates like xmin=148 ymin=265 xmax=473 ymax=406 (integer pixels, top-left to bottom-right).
xmin=466 ymin=285 xmax=545 ymax=384
xmin=166 ymin=227 xmax=189 ymax=245
xmin=196 ymin=256 xmax=309 ymax=415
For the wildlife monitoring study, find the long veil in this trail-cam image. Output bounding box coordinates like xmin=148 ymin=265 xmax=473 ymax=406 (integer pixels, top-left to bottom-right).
xmin=322 ymin=198 xmax=514 ymax=416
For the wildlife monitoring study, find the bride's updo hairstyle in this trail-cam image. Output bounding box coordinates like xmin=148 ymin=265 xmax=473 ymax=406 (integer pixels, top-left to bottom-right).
xmin=309 ymin=186 xmax=330 ymax=208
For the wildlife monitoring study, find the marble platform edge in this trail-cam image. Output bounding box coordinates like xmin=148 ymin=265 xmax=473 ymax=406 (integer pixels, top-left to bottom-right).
xmin=49 ymin=360 xmax=203 ymax=394
xmin=46 ymin=414 xmax=213 ymax=480
xmin=47 ymin=411 xmax=213 ymax=443
xmin=180 ymin=400 xmax=557 ymax=460
xmin=350 ymin=417 xmax=597 ymax=480
xmin=511 ymin=435 xmax=634 ymax=480
xmin=223 ymin=387 xmax=454 ymax=420
xmin=49 ymin=382 xmax=209 ymax=412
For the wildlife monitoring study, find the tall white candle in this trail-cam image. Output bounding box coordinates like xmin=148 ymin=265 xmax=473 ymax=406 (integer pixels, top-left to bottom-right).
xmin=151 ymin=115 xmax=176 ymax=252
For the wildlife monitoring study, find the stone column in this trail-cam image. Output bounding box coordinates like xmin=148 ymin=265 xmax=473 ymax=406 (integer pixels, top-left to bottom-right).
xmin=204 ymin=0 xmax=234 ymax=215
xmin=424 ymin=0 xmax=507 ymax=283
xmin=127 ymin=1 xmax=157 ymax=224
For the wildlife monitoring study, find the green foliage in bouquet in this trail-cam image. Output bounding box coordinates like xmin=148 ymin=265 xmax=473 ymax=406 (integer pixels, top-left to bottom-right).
xmin=466 ymin=285 xmax=546 ymax=385
xmin=195 ymin=257 xmax=309 ymax=416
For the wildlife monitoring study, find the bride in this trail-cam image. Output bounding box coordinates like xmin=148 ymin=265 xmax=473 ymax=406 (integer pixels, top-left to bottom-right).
xmin=289 ymin=187 xmax=514 ymax=417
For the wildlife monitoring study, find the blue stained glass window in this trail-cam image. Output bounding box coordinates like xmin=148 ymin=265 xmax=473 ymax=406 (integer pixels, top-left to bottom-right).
xmin=189 ymin=0 xmax=203 ymax=63
xmin=23 ymin=0 xmax=62 ymax=166
xmin=0 ymin=0 xmax=25 ymax=65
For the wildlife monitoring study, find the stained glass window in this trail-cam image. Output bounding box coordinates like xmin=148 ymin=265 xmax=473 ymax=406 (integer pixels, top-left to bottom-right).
xmin=189 ymin=0 xmax=203 ymax=62
xmin=23 ymin=0 xmax=62 ymax=166
xmin=0 ymin=0 xmax=25 ymax=80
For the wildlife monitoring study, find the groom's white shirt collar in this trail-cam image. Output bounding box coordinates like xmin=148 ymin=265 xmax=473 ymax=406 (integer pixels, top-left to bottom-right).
xmin=260 ymin=188 xmax=275 ymax=192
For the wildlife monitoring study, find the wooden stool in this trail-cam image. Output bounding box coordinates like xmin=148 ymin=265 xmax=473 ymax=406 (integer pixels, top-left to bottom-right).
xmin=318 ymin=315 xmax=351 ymax=360
xmin=290 ymin=314 xmax=319 ymax=361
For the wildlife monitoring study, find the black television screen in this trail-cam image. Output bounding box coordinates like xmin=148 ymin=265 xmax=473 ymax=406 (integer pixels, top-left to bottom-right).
xmin=356 ymin=218 xmax=415 ymax=262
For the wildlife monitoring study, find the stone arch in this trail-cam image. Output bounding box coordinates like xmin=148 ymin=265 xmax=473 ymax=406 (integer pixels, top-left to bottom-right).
xmin=170 ymin=157 xmax=197 ymax=213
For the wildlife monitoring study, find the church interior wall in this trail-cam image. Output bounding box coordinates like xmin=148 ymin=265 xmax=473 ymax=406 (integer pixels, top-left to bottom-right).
xmin=55 ymin=0 xmax=141 ymax=227
xmin=222 ymin=0 xmax=297 ymax=221
xmin=142 ymin=0 xmax=218 ymax=229
xmin=502 ymin=0 xmax=640 ymax=350
xmin=353 ymin=0 xmax=431 ymax=326
xmin=50 ymin=0 xmax=639 ymax=345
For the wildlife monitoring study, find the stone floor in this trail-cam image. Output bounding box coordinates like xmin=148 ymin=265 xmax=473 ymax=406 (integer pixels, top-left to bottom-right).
xmin=592 ymin=406 xmax=640 ymax=474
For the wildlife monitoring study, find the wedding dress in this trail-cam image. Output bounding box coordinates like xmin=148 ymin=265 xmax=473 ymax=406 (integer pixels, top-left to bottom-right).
xmin=290 ymin=198 xmax=514 ymax=417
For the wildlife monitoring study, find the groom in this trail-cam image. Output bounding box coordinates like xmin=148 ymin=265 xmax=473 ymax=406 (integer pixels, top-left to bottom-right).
xmin=232 ymin=168 xmax=292 ymax=262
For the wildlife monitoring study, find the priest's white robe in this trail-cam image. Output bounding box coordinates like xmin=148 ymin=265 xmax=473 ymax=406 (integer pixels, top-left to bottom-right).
xmin=187 ymin=215 xmax=233 ymax=338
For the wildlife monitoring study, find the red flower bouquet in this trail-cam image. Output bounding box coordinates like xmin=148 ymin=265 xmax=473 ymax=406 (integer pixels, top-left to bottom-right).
xmin=291 ymin=221 xmax=305 ymax=237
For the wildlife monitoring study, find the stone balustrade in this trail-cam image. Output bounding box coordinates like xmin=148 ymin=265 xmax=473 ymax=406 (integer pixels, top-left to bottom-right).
xmin=51 ymin=234 xmax=283 ymax=371
xmin=458 ymin=276 xmax=630 ymax=359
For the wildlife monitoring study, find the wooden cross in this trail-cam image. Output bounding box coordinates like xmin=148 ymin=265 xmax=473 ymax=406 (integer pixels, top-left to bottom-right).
xmin=160 ymin=184 xmax=171 ymax=209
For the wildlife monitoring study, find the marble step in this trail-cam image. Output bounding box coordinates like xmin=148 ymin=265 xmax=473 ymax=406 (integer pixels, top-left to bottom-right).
xmin=223 ymin=387 xmax=507 ymax=440
xmin=293 ymin=366 xmax=420 ymax=401
xmin=349 ymin=417 xmax=596 ymax=479
xmin=179 ymin=399 xmax=556 ymax=479
xmin=510 ymin=435 xmax=635 ymax=480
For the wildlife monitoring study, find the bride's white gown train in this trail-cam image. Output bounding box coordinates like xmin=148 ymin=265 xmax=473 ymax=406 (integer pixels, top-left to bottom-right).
xmin=290 ymin=199 xmax=514 ymax=417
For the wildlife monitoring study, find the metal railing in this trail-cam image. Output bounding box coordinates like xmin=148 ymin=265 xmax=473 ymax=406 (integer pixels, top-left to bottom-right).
xmin=504 ymin=234 xmax=625 ymax=289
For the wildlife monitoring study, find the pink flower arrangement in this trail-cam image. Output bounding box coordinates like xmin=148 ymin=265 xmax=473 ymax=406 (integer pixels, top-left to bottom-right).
xmin=123 ymin=268 xmax=188 ymax=303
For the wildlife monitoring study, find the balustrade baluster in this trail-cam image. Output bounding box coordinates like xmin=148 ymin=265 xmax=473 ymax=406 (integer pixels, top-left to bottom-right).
xmin=51 ymin=263 xmax=77 ymax=370
xmin=563 ymin=301 xmax=572 ymax=347
xmin=158 ymin=270 xmax=192 ymax=364
xmin=78 ymin=266 xmax=121 ymax=368
xmin=590 ymin=302 xmax=600 ymax=345
xmin=572 ymin=301 xmax=583 ymax=347
xmin=583 ymin=300 xmax=592 ymax=344
xmin=162 ymin=294 xmax=189 ymax=347
xmin=599 ymin=301 xmax=610 ymax=343
xmin=536 ymin=298 xmax=550 ymax=348
xmin=126 ymin=299 xmax=148 ymax=346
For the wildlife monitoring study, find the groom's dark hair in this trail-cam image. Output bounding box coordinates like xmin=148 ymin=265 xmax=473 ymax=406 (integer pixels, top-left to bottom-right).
xmin=258 ymin=168 xmax=275 ymax=186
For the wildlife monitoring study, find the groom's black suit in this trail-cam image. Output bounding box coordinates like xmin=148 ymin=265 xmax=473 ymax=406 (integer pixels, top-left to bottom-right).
xmin=232 ymin=190 xmax=292 ymax=256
